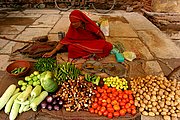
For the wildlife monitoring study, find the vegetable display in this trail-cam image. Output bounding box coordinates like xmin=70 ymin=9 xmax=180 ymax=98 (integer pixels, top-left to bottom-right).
xmin=130 ymin=75 xmax=180 ymax=120
xmin=103 ymin=76 xmax=128 ymax=90
xmin=84 ymin=73 xmax=100 ymax=85
xmin=34 ymin=58 xmax=57 ymax=72
xmin=54 ymin=76 xmax=95 ymax=112
xmin=53 ymin=62 xmax=81 ymax=85
xmin=89 ymin=85 xmax=136 ymax=118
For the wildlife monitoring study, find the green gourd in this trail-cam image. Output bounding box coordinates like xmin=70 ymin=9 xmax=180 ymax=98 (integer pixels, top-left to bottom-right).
xmin=40 ymin=71 xmax=58 ymax=93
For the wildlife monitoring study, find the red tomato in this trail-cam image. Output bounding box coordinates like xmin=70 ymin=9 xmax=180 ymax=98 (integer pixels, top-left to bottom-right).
xmin=98 ymin=111 xmax=103 ymax=116
xmin=89 ymin=108 xmax=95 ymax=113
xmin=103 ymin=84 xmax=109 ymax=90
xmin=127 ymin=108 xmax=131 ymax=114
xmin=94 ymin=98 xmax=98 ymax=102
xmin=111 ymin=97 xmax=116 ymax=101
xmin=98 ymin=97 xmax=103 ymax=101
xmin=102 ymin=102 xmax=107 ymax=107
xmin=113 ymin=105 xmax=120 ymax=111
xmin=129 ymin=95 xmax=134 ymax=100
xmin=106 ymin=98 xmax=111 ymax=104
xmin=125 ymin=103 xmax=131 ymax=109
xmin=107 ymin=107 xmax=114 ymax=113
xmin=109 ymin=93 xmax=113 ymax=98
xmin=100 ymin=106 xmax=106 ymax=113
xmin=119 ymin=109 xmax=126 ymax=116
xmin=102 ymin=95 xmax=108 ymax=100
xmin=98 ymin=100 xmax=102 ymax=105
xmin=107 ymin=88 xmax=111 ymax=93
xmin=131 ymin=109 xmax=137 ymax=115
xmin=111 ymin=100 xmax=118 ymax=105
xmin=123 ymin=94 xmax=128 ymax=99
xmin=131 ymin=105 xmax=136 ymax=110
xmin=118 ymin=99 xmax=121 ymax=103
xmin=97 ymin=105 xmax=101 ymax=111
xmin=107 ymin=103 xmax=112 ymax=108
xmin=114 ymin=111 xmax=120 ymax=117
xmin=112 ymin=87 xmax=117 ymax=93
xmin=107 ymin=113 xmax=113 ymax=119
xmin=96 ymin=93 xmax=100 ymax=98
xmin=92 ymin=103 xmax=98 ymax=109
xmin=122 ymin=99 xmax=127 ymax=103
xmin=129 ymin=100 xmax=134 ymax=105
xmin=119 ymin=102 xmax=125 ymax=106
xmin=125 ymin=98 xmax=130 ymax=103
xmin=116 ymin=96 xmax=119 ymax=101
xmin=94 ymin=109 xmax=98 ymax=114
xmin=118 ymin=94 xmax=123 ymax=99
xmin=98 ymin=88 xmax=104 ymax=93
xmin=103 ymin=110 xmax=108 ymax=116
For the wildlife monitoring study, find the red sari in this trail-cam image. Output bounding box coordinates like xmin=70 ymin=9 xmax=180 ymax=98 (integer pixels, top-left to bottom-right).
xmin=60 ymin=10 xmax=112 ymax=59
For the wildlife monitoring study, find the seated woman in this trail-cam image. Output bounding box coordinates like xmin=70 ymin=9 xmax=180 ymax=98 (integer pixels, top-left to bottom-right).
xmin=43 ymin=10 xmax=113 ymax=60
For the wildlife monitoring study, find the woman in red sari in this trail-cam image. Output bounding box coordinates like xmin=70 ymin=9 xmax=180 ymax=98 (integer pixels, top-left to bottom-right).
xmin=43 ymin=10 xmax=113 ymax=59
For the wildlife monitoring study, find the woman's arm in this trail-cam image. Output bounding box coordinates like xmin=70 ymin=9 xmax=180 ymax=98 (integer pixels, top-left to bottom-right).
xmin=43 ymin=42 xmax=64 ymax=58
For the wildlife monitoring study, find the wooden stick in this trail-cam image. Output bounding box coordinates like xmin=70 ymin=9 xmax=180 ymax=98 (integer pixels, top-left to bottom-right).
xmin=0 ymin=36 xmax=34 ymax=44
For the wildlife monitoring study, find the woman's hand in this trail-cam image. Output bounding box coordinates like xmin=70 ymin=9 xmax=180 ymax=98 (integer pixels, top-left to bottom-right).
xmin=43 ymin=52 xmax=53 ymax=58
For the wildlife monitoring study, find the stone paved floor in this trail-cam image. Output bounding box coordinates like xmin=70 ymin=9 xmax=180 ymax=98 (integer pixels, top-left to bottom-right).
xmin=0 ymin=9 xmax=180 ymax=120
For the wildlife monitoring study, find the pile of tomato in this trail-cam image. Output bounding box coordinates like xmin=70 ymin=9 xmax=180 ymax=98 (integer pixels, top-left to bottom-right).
xmin=89 ymin=85 xmax=137 ymax=119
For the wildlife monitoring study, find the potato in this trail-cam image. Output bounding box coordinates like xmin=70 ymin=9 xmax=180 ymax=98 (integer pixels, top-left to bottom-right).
xmin=152 ymin=107 xmax=157 ymax=113
xmin=149 ymin=112 xmax=155 ymax=116
xmin=171 ymin=116 xmax=178 ymax=120
xmin=170 ymin=109 xmax=175 ymax=114
xmin=163 ymin=115 xmax=171 ymax=120
xmin=166 ymin=101 xmax=171 ymax=106
xmin=171 ymin=113 xmax=177 ymax=117
xmin=177 ymin=112 xmax=180 ymax=117
xmin=139 ymin=107 xmax=144 ymax=112
xmin=175 ymin=90 xmax=180 ymax=96
xmin=161 ymin=111 xmax=167 ymax=116
xmin=142 ymin=111 xmax=148 ymax=116
xmin=152 ymin=101 xmax=157 ymax=106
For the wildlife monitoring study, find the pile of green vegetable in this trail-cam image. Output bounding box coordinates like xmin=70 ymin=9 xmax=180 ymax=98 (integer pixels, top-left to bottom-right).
xmin=11 ymin=67 xmax=26 ymax=74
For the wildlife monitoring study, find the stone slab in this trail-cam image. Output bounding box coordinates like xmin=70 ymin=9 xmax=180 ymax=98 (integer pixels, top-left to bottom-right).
xmin=0 ymin=55 xmax=12 ymax=71
xmin=144 ymin=60 xmax=163 ymax=75
xmin=0 ymin=35 xmax=16 ymax=49
xmin=107 ymin=37 xmax=154 ymax=60
xmin=138 ymin=30 xmax=180 ymax=59
xmin=173 ymin=40 xmax=180 ymax=48
xmin=30 ymin=14 xmax=61 ymax=28
xmin=50 ymin=16 xmax=70 ymax=34
xmin=7 ymin=12 xmax=42 ymax=18
xmin=141 ymin=115 xmax=163 ymax=120
xmin=0 ymin=25 xmax=26 ymax=35
xmin=0 ymin=41 xmax=16 ymax=54
xmin=123 ymin=12 xmax=159 ymax=31
xmin=15 ymin=27 xmax=51 ymax=41
xmin=48 ymin=33 xmax=60 ymax=41
xmin=23 ymin=9 xmax=60 ymax=14
xmin=109 ymin=20 xmax=138 ymax=37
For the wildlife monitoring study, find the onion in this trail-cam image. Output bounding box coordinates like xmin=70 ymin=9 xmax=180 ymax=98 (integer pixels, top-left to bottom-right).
xmin=41 ymin=101 xmax=47 ymax=109
xmin=47 ymin=105 xmax=53 ymax=111
xmin=54 ymin=105 xmax=60 ymax=111
xmin=46 ymin=96 xmax=53 ymax=103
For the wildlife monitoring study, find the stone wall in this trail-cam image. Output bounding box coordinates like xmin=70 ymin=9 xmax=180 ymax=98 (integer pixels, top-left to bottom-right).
xmin=152 ymin=0 xmax=180 ymax=13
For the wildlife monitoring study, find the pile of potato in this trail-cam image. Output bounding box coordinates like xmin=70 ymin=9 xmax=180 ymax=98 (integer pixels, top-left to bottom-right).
xmin=130 ymin=75 xmax=180 ymax=120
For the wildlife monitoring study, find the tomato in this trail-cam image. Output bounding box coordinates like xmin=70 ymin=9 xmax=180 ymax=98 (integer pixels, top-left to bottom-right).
xmin=98 ymin=88 xmax=104 ymax=93
xmin=102 ymin=95 xmax=108 ymax=100
xmin=131 ymin=109 xmax=137 ymax=115
xmin=125 ymin=103 xmax=131 ymax=109
xmin=96 ymin=93 xmax=100 ymax=98
xmin=111 ymin=97 xmax=116 ymax=100
xmin=114 ymin=91 xmax=119 ymax=96
xmin=129 ymin=100 xmax=134 ymax=105
xmin=98 ymin=111 xmax=103 ymax=116
xmin=103 ymin=110 xmax=108 ymax=116
xmin=118 ymin=94 xmax=123 ymax=99
xmin=111 ymin=100 xmax=118 ymax=105
xmin=98 ymin=100 xmax=102 ymax=105
xmin=107 ymin=107 xmax=114 ymax=113
xmin=97 ymin=105 xmax=101 ymax=111
xmin=113 ymin=105 xmax=120 ymax=111
xmin=100 ymin=106 xmax=106 ymax=113
xmin=114 ymin=111 xmax=120 ymax=117
xmin=92 ymin=103 xmax=98 ymax=109
xmin=131 ymin=105 xmax=136 ymax=110
xmin=107 ymin=88 xmax=111 ymax=93
xmin=112 ymin=87 xmax=117 ymax=93
xmin=119 ymin=109 xmax=126 ymax=116
xmin=109 ymin=93 xmax=113 ymax=98
xmin=89 ymin=108 xmax=95 ymax=113
xmin=94 ymin=98 xmax=98 ymax=102
xmin=115 ymin=96 xmax=119 ymax=101
xmin=123 ymin=94 xmax=128 ymax=99
xmin=125 ymin=98 xmax=129 ymax=103
xmin=127 ymin=108 xmax=131 ymax=114
xmin=102 ymin=102 xmax=107 ymax=107
xmin=94 ymin=90 xmax=98 ymax=94
xmin=103 ymin=84 xmax=108 ymax=90
xmin=122 ymin=99 xmax=127 ymax=103
xmin=118 ymin=99 xmax=121 ymax=103
xmin=98 ymin=97 xmax=103 ymax=101
xmin=129 ymin=95 xmax=134 ymax=100
xmin=102 ymin=99 xmax=106 ymax=103
xmin=106 ymin=98 xmax=111 ymax=104
xmin=94 ymin=109 xmax=98 ymax=114
xmin=119 ymin=101 xmax=125 ymax=106
xmin=107 ymin=113 xmax=113 ymax=119
xmin=107 ymin=103 xmax=112 ymax=108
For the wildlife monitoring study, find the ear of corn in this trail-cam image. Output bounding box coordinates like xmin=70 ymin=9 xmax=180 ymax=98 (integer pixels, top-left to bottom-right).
xmin=9 ymin=101 xmax=20 ymax=120
xmin=17 ymin=85 xmax=32 ymax=102
xmin=31 ymin=85 xmax=42 ymax=98
xmin=0 ymin=84 xmax=16 ymax=110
